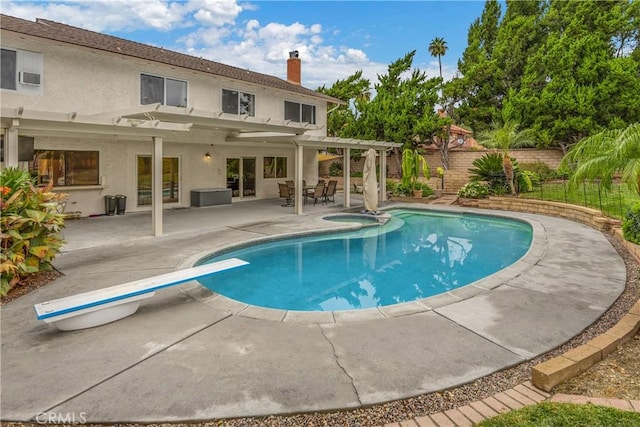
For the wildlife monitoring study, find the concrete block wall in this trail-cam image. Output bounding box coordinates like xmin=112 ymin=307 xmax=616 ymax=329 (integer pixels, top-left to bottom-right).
xmin=320 ymin=149 xmax=565 ymax=194
xmin=473 ymin=198 xmax=621 ymax=232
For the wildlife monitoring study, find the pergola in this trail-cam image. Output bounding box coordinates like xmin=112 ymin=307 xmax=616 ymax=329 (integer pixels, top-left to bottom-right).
xmin=1 ymin=105 xmax=401 ymax=236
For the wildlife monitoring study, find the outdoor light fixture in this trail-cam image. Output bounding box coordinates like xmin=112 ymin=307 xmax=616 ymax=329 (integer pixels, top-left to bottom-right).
xmin=204 ymin=144 xmax=213 ymax=159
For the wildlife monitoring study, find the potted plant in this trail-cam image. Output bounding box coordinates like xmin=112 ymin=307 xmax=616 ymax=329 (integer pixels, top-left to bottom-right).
xmin=401 ymin=148 xmax=429 ymax=198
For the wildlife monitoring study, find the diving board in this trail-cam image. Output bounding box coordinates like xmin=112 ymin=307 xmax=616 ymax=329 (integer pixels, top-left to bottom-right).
xmin=34 ymin=258 xmax=249 ymax=331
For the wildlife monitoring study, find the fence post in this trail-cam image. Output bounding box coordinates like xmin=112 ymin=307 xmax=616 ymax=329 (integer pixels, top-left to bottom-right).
xmin=597 ymin=181 xmax=603 ymax=213
xmin=583 ymin=181 xmax=588 ymax=206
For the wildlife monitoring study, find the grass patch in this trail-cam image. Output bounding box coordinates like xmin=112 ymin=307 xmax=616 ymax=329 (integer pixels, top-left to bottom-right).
xmin=518 ymin=181 xmax=637 ymax=220
xmin=477 ymin=402 xmax=640 ymax=427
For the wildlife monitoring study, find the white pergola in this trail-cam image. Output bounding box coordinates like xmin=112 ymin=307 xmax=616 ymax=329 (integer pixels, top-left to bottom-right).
xmin=1 ymin=106 xmax=401 ymax=236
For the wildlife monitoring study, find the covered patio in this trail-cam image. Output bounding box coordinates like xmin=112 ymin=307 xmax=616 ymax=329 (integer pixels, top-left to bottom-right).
xmin=2 ymin=104 xmax=400 ymax=237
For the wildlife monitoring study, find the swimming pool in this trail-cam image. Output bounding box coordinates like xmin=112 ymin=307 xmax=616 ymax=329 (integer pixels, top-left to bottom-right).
xmin=196 ymin=208 xmax=533 ymax=311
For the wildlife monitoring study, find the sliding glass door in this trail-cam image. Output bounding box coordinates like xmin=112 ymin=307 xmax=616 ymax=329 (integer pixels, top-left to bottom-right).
xmin=137 ymin=155 xmax=179 ymax=206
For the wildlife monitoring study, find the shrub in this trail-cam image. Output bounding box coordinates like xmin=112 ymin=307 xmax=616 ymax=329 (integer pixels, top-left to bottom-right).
xmin=457 ymin=182 xmax=489 ymax=199
xmin=328 ymin=161 xmax=342 ymax=176
xmin=520 ymin=161 xmax=555 ymax=182
xmin=0 ymin=167 xmax=67 ymax=296
xmin=351 ymin=171 xmax=363 ymax=178
xmin=517 ymin=170 xmax=537 ymax=193
xmin=418 ymin=182 xmax=434 ymax=197
xmin=622 ymin=202 xmax=640 ymax=245
xmin=468 ymin=152 xmax=523 ymax=195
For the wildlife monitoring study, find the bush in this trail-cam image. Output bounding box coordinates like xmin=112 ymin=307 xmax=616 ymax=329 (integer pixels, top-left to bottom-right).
xmin=622 ymin=202 xmax=640 ymax=245
xmin=457 ymin=182 xmax=490 ymax=199
xmin=328 ymin=161 xmax=342 ymax=176
xmin=520 ymin=161 xmax=555 ymax=182
xmin=517 ymin=170 xmax=537 ymax=193
xmin=0 ymin=167 xmax=67 ymax=296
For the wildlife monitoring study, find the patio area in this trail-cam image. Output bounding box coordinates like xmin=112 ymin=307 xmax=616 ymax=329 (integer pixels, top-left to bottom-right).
xmin=0 ymin=196 xmax=627 ymax=423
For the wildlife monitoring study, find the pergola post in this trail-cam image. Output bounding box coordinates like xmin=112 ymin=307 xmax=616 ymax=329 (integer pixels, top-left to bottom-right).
xmin=152 ymin=136 xmax=163 ymax=236
xmin=343 ymin=148 xmax=351 ymax=208
xmin=294 ymin=143 xmax=304 ymax=214
xmin=380 ymin=149 xmax=387 ymax=202
xmin=4 ymin=120 xmax=20 ymax=167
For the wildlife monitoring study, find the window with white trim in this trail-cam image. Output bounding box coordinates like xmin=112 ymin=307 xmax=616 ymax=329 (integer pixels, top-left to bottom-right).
xmin=140 ymin=74 xmax=187 ymax=107
xmin=1 ymin=47 xmax=43 ymax=94
xmin=284 ymin=101 xmax=316 ymax=124
xmin=222 ymin=89 xmax=255 ymax=116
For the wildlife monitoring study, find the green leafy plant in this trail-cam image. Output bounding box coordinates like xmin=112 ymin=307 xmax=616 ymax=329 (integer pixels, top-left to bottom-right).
xmin=517 ymin=170 xmax=536 ymax=193
xmin=520 ymin=161 xmax=555 ymax=182
xmin=1 ymin=167 xmax=67 ymax=296
xmin=622 ymin=202 xmax=640 ymax=245
xmin=457 ymin=182 xmax=489 ymax=199
xmin=401 ymin=148 xmax=429 ymax=193
xmin=328 ymin=161 xmax=343 ymax=176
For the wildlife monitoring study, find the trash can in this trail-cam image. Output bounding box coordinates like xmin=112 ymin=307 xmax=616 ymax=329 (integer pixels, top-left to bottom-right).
xmin=104 ymin=195 xmax=116 ymax=216
xmin=115 ymin=194 xmax=127 ymax=215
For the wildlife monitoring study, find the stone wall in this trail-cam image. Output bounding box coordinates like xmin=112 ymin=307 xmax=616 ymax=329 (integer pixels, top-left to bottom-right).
xmin=461 ymin=197 xmax=621 ymax=232
xmin=319 ymin=149 xmax=565 ymax=193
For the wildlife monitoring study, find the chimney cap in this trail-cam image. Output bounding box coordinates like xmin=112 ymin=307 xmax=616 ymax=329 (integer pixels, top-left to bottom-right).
xmin=289 ymin=50 xmax=299 ymax=59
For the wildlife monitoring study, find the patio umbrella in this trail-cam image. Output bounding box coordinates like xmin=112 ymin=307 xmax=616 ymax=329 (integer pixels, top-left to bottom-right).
xmin=363 ymin=148 xmax=378 ymax=213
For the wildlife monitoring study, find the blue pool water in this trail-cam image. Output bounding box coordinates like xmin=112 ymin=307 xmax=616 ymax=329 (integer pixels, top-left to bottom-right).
xmin=197 ymin=209 xmax=533 ymax=311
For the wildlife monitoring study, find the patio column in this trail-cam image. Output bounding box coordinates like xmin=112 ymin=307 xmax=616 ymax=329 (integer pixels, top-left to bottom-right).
xmin=4 ymin=120 xmax=19 ymax=167
xmin=152 ymin=136 xmax=163 ymax=236
xmin=294 ymin=143 xmax=304 ymax=215
xmin=343 ymin=148 xmax=351 ymax=208
xmin=380 ymin=149 xmax=387 ymax=202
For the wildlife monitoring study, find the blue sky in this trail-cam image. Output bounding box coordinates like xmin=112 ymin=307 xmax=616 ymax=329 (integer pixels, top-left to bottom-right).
xmin=2 ymin=1 xmax=491 ymax=89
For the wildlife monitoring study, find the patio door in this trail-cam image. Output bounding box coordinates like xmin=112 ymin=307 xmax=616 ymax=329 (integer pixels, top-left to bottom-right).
xmin=226 ymin=157 xmax=255 ymax=198
xmin=137 ymin=155 xmax=179 ymax=206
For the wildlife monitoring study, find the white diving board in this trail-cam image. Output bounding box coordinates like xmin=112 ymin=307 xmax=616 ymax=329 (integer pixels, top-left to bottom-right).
xmin=34 ymin=258 xmax=249 ymax=331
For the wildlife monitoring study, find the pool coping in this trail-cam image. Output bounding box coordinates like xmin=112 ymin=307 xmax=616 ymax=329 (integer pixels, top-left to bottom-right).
xmin=177 ymin=204 xmax=546 ymax=324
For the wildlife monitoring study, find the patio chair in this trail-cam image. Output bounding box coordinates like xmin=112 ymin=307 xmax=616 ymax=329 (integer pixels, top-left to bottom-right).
xmin=324 ymin=180 xmax=337 ymax=204
xmin=285 ymin=180 xmax=295 ymax=198
xmin=309 ymin=181 xmax=326 ymax=206
xmin=278 ymin=182 xmax=293 ymax=206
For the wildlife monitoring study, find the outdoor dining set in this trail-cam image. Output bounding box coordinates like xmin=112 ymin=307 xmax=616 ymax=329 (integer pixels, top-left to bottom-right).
xmin=278 ymin=179 xmax=337 ymax=207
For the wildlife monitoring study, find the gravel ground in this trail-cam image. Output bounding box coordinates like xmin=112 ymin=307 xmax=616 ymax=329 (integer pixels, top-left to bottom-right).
xmin=2 ymin=233 xmax=639 ymax=427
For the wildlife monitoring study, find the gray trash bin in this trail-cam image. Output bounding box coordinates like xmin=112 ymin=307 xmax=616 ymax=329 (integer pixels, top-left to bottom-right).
xmin=115 ymin=194 xmax=127 ymax=215
xmin=104 ymin=195 xmax=116 ymax=216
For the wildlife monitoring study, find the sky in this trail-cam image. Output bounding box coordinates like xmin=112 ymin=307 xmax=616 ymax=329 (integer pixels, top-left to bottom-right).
xmin=1 ymin=0 xmax=491 ymax=90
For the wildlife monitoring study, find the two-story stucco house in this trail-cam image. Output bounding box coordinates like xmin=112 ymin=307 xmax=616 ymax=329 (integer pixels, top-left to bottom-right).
xmin=0 ymin=14 xmax=397 ymax=235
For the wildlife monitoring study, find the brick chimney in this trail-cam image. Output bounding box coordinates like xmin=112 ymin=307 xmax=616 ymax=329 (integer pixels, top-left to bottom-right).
xmin=287 ymin=50 xmax=301 ymax=85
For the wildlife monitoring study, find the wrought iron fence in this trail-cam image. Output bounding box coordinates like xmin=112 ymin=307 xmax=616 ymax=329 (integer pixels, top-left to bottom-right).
xmin=517 ymin=179 xmax=637 ymax=220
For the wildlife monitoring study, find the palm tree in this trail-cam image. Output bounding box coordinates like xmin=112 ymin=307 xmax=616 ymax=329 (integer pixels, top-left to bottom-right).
xmin=477 ymin=121 xmax=535 ymax=195
xmin=564 ymin=123 xmax=640 ymax=195
xmin=428 ymin=37 xmax=448 ymax=80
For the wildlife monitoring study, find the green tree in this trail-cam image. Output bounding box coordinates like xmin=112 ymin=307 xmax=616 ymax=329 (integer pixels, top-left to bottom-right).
xmin=477 ymin=118 xmax=535 ymax=195
xmin=510 ymin=0 xmax=640 ymax=152
xmin=316 ymin=70 xmax=371 ymax=139
xmin=344 ymin=51 xmax=443 ymax=174
xmin=564 ymin=123 xmax=640 ymax=196
xmin=456 ymin=0 xmax=503 ymax=133
xmin=428 ymin=37 xmax=448 ymax=80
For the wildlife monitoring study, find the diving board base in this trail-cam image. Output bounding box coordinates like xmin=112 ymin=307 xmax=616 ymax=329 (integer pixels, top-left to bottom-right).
xmin=44 ymin=293 xmax=155 ymax=331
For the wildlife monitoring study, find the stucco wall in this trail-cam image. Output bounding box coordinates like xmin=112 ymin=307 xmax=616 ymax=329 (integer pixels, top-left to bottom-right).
xmin=0 ymin=32 xmax=327 ymax=124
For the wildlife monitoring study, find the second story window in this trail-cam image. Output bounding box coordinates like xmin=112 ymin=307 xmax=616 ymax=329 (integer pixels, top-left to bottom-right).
xmin=284 ymin=101 xmax=316 ymax=124
xmin=1 ymin=47 xmax=43 ymax=94
xmin=140 ymin=74 xmax=187 ymax=107
xmin=222 ymin=89 xmax=255 ymax=116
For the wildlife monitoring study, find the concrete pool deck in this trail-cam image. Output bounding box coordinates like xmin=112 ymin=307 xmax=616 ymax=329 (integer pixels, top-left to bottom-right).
xmin=0 ymin=197 xmax=627 ymax=423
